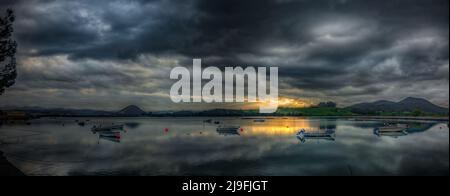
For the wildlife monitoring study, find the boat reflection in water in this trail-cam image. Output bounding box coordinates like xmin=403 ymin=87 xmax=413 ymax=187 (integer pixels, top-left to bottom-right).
xmin=0 ymin=117 xmax=447 ymax=176
xmin=373 ymin=122 xmax=434 ymax=138
xmin=296 ymin=125 xmax=336 ymax=143
xmin=230 ymin=118 xmax=338 ymax=143
xmin=98 ymin=131 xmax=122 ymax=143
xmin=216 ymin=126 xmax=241 ymax=136
xmin=373 ymin=130 xmax=408 ymax=138
xmin=374 ymin=123 xmax=407 ymax=132
xmin=91 ymin=124 xmax=126 ymax=143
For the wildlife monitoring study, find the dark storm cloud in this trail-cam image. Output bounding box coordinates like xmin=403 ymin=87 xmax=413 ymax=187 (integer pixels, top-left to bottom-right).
xmin=0 ymin=0 xmax=448 ymax=109
xmin=9 ymin=0 xmax=447 ymax=59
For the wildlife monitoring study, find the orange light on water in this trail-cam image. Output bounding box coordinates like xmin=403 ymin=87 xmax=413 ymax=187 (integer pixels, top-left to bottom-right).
xmin=241 ymin=120 xmax=314 ymax=136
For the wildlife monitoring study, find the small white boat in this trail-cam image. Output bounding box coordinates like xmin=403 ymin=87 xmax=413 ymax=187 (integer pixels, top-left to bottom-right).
xmin=296 ymin=129 xmax=336 ymax=142
xmin=374 ymin=131 xmax=408 ymax=138
xmin=375 ymin=124 xmax=408 ymax=133
xmin=296 ymin=129 xmax=306 ymax=141
xmin=91 ymin=124 xmax=124 ymax=132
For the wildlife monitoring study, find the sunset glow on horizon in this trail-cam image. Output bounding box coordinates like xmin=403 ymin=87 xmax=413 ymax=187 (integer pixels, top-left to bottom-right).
xmin=257 ymin=97 xmax=314 ymax=109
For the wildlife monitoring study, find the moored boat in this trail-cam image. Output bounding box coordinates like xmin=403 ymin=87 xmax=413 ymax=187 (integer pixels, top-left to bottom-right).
xmin=375 ymin=124 xmax=408 ymax=133
xmin=374 ymin=130 xmax=408 ymax=137
xmin=296 ymin=129 xmax=336 ymax=142
xmin=91 ymin=124 xmax=124 ymax=132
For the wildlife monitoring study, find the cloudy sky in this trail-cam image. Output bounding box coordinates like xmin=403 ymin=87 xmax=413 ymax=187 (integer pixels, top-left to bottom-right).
xmin=0 ymin=0 xmax=448 ymax=111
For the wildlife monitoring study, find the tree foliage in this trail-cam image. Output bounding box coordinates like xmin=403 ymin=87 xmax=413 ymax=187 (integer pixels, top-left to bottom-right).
xmin=0 ymin=9 xmax=17 ymax=95
xmin=317 ymin=102 xmax=337 ymax=108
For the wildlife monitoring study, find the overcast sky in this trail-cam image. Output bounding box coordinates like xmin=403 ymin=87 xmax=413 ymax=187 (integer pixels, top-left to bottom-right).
xmin=0 ymin=0 xmax=448 ymax=111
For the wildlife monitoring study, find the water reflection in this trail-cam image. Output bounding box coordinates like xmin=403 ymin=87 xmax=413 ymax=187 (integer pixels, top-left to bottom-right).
xmin=91 ymin=124 xmax=127 ymax=144
xmin=296 ymin=127 xmax=336 ymax=143
xmin=374 ymin=130 xmax=408 ymax=138
xmin=239 ymin=118 xmax=315 ymax=136
xmin=125 ymin=122 xmax=141 ymax=129
xmin=92 ymin=130 xmax=127 ymax=144
xmin=82 ymin=118 xmax=441 ymax=143
xmin=0 ymin=117 xmax=447 ymax=176
xmin=372 ymin=122 xmax=436 ymax=138
xmin=216 ymin=126 xmax=241 ymax=136
xmin=405 ymin=123 xmax=434 ymax=134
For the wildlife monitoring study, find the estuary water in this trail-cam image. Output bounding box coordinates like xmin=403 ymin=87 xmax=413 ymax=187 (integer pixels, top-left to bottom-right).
xmin=0 ymin=117 xmax=448 ymax=176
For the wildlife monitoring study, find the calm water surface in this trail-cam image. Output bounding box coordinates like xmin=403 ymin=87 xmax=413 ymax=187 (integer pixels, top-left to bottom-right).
xmin=0 ymin=117 xmax=448 ymax=176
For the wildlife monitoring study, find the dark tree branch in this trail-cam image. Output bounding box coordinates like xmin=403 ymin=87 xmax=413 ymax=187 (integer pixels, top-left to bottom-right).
xmin=0 ymin=8 xmax=17 ymax=95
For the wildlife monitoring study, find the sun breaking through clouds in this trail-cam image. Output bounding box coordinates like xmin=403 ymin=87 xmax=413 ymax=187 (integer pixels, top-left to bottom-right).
xmin=0 ymin=0 xmax=448 ymax=111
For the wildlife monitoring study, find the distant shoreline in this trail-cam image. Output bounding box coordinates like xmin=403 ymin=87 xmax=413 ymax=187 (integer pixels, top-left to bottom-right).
xmin=339 ymin=116 xmax=449 ymax=122
xmin=9 ymin=115 xmax=448 ymax=122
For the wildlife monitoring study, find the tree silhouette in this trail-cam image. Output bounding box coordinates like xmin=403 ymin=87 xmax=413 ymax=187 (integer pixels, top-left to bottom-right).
xmin=0 ymin=9 xmax=17 ymax=95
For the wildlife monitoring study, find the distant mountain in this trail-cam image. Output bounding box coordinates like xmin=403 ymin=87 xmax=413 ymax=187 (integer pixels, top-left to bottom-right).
xmin=117 ymin=105 xmax=146 ymax=116
xmin=348 ymin=97 xmax=448 ymax=115
xmin=1 ymin=105 xmax=149 ymax=117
